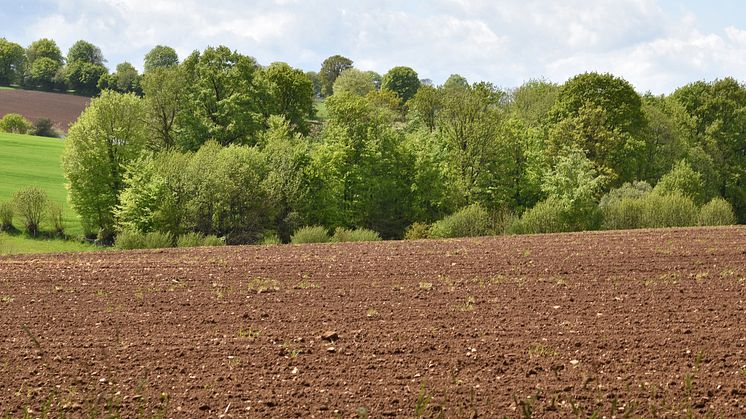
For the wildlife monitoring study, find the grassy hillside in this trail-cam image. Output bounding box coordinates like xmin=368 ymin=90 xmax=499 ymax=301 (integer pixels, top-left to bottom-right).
xmin=0 ymin=132 xmax=94 ymax=254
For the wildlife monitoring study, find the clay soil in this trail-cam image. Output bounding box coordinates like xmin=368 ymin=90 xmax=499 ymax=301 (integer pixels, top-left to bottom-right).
xmin=0 ymin=89 xmax=89 ymax=133
xmin=1 ymin=227 xmax=745 ymax=417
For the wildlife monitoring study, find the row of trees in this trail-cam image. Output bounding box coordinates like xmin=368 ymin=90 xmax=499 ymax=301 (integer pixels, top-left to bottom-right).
xmin=56 ymin=44 xmax=743 ymax=244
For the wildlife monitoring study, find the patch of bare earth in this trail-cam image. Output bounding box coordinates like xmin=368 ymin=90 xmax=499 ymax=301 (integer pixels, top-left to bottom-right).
xmin=0 ymin=89 xmax=89 ymax=133
xmin=0 ymin=227 xmax=745 ymax=417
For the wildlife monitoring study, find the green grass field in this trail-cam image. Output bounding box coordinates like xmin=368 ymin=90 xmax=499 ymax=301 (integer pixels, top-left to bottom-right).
xmin=0 ymin=132 xmax=96 ymax=254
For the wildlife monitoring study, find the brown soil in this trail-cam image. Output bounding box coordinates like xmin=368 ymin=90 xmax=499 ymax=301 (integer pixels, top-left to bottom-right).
xmin=1 ymin=227 xmax=745 ymax=417
xmin=0 ymin=89 xmax=89 ymax=133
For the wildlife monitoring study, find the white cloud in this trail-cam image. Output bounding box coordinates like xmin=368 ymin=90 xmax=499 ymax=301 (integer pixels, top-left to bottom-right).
xmin=10 ymin=0 xmax=746 ymax=93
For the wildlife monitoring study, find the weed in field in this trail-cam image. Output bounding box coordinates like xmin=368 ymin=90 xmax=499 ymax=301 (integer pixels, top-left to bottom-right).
xmin=419 ymin=281 xmax=433 ymax=291
xmin=294 ymin=278 xmax=319 ymax=289
xmin=248 ymin=277 xmax=280 ymax=294
xmin=414 ymin=383 xmax=434 ymax=418
xmin=366 ymin=308 xmax=379 ymax=318
xmin=356 ymin=406 xmax=370 ymax=418
xmin=458 ymin=296 xmax=476 ymax=312
xmin=739 ymin=366 xmax=746 ymax=377
xmin=1 ymin=295 xmax=13 ymax=303
xmin=694 ymin=350 xmax=704 ymax=370
xmin=528 ymin=344 xmax=557 ymax=357
xmin=281 ymin=341 xmax=302 ymax=358
xmin=237 ymin=326 xmax=261 ymax=340
xmin=521 ymin=249 xmax=531 ymax=258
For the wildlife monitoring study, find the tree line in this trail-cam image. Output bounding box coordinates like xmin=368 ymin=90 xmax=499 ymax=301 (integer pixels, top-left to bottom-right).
xmin=3 ymin=37 xmax=743 ymax=244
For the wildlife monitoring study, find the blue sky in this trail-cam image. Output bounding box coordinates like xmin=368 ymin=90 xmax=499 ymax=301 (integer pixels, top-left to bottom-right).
xmin=1 ymin=0 xmax=745 ymax=93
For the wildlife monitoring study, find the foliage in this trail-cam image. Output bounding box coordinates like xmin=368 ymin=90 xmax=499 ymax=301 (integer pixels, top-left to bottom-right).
xmin=698 ymin=197 xmax=736 ymax=226
xmin=201 ymin=235 xmax=224 ymax=246
xmin=510 ymin=79 xmax=560 ymax=127
xmin=114 ymin=229 xmax=145 ymax=249
xmin=429 ymin=204 xmax=491 ymax=239
xmin=290 ymin=225 xmax=330 ymax=244
xmin=0 ymin=201 xmax=13 ymax=231
xmin=409 ymin=85 xmax=441 ymax=131
xmin=653 ymin=160 xmax=705 ymax=204
xmin=24 ymin=39 xmax=63 ymax=90
xmin=64 ymin=61 xmax=108 ymax=95
xmin=333 ymin=68 xmax=376 ymax=96
xmin=141 ymin=65 xmax=186 ymax=149
xmin=47 ymin=201 xmax=64 ymax=236
xmin=176 ymin=231 xmax=205 ymax=247
xmin=66 ymin=40 xmax=105 ymax=66
xmin=31 ymin=118 xmax=58 ymax=137
xmin=330 ymin=227 xmax=382 ymax=242
xmin=100 ymin=62 xmax=141 ymax=94
xmin=0 ymin=113 xmax=32 ymax=134
xmin=0 ymin=38 xmax=25 ymax=85
xmin=13 ymin=186 xmax=48 ymax=235
xmin=403 ymin=222 xmax=431 ymax=240
xmin=257 ymin=62 xmax=314 ymax=134
xmin=381 ymin=66 xmax=421 ymax=102
xmin=62 ymin=91 xmax=148 ymax=240
xmin=599 ymin=181 xmax=652 ymax=209
xmin=640 ymin=192 xmax=698 ymax=228
xmin=319 ymin=54 xmax=353 ymax=97
xmin=144 ymin=45 xmax=178 ymax=73
xmin=143 ymin=231 xmax=173 ymax=249
xmin=509 ymin=197 xmax=570 ymax=234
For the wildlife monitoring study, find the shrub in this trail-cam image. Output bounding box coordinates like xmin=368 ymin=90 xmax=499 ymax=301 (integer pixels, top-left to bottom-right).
xmin=489 ymin=208 xmax=519 ymax=235
xmin=654 ymin=160 xmax=705 ymax=204
xmin=601 ymin=197 xmax=646 ymax=230
xmin=698 ymin=197 xmax=737 ymax=226
xmin=290 ymin=225 xmax=330 ymax=244
xmin=509 ymin=197 xmax=569 ymax=234
xmin=259 ymin=232 xmax=281 ymax=245
xmin=331 ymin=227 xmax=382 ymax=242
xmin=47 ymin=201 xmax=64 ymax=236
xmin=0 ymin=113 xmax=32 ymax=134
xmin=32 ymin=118 xmax=58 ymax=138
xmin=176 ymin=232 xmax=205 ymax=247
xmin=143 ymin=231 xmax=173 ymax=249
xmin=12 ymin=186 xmax=48 ymax=235
xmin=0 ymin=201 xmax=13 ymax=231
xmin=641 ymin=192 xmax=698 ymax=228
xmin=429 ymin=204 xmax=490 ymax=239
xmin=201 ymin=235 xmax=224 ymax=246
xmin=403 ymin=222 xmax=430 ymax=240
xmin=115 ymin=229 xmax=145 ymax=249
xmin=599 ymin=181 xmax=652 ymax=210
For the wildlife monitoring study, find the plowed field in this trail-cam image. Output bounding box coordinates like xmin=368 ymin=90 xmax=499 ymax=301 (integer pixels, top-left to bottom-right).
xmin=1 ymin=227 xmax=745 ymax=417
xmin=0 ymin=89 xmax=89 ymax=133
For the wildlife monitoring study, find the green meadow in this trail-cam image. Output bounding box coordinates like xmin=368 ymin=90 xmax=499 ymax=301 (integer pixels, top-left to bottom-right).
xmin=0 ymin=132 xmax=95 ymax=254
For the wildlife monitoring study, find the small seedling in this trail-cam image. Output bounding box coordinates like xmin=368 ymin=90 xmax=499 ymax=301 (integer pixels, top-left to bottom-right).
xmin=419 ymin=282 xmax=433 ymax=291
xmin=694 ymin=351 xmax=704 ymax=370
xmin=528 ymin=344 xmax=556 ymax=357
xmin=458 ymin=296 xmax=475 ymax=312
xmin=366 ymin=308 xmax=379 ymax=318
xmin=237 ymin=326 xmax=261 ymax=339
xmin=281 ymin=342 xmax=302 ymax=358
xmin=414 ymin=383 xmax=433 ymax=418
xmin=293 ymin=279 xmax=319 ymax=290
xmin=248 ymin=277 xmax=280 ymax=294
xmin=0 ymin=295 xmax=13 ymax=303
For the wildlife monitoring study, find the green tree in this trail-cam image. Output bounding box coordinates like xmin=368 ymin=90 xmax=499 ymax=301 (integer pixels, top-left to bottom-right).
xmin=66 ymin=40 xmax=105 ymax=66
xmin=177 ymin=46 xmax=262 ymax=150
xmin=319 ymin=54 xmax=352 ymax=97
xmin=143 ymin=45 xmax=178 ymax=73
xmin=102 ymin=62 xmax=141 ymax=94
xmin=62 ymin=91 xmax=147 ymax=240
xmin=12 ymin=186 xmax=48 ymax=236
xmin=332 ymin=68 xmax=376 ymax=96
xmin=408 ymin=85 xmax=441 ymax=131
xmin=653 ymin=160 xmax=705 ymax=204
xmin=64 ymin=61 xmax=107 ymax=95
xmin=443 ymin=74 xmax=468 ymax=90
xmin=141 ymin=65 xmax=186 ymax=149
xmin=26 ymin=57 xmax=63 ymax=91
xmin=0 ymin=113 xmax=33 ymax=134
xmin=256 ymin=62 xmax=314 ymax=134
xmin=365 ymin=71 xmax=382 ymax=90
xmin=25 ymin=38 xmax=63 ymax=67
xmin=0 ymin=38 xmax=25 ymax=85
xmin=305 ymin=70 xmax=322 ymax=97
xmin=510 ymin=79 xmax=559 ymax=128
xmin=381 ymin=66 xmax=421 ymax=102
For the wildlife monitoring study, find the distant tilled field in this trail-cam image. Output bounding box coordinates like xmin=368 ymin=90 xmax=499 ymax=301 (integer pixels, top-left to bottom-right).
xmin=1 ymin=227 xmax=745 ymax=417
xmin=0 ymin=89 xmax=89 ymax=133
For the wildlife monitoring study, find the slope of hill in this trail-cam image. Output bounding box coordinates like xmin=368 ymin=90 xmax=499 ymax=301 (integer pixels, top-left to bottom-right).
xmin=0 ymin=132 xmax=82 ymax=236
xmin=0 ymin=89 xmax=89 ymax=133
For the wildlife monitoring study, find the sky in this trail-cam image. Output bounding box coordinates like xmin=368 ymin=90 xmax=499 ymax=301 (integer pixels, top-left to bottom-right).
xmin=1 ymin=0 xmax=745 ymax=94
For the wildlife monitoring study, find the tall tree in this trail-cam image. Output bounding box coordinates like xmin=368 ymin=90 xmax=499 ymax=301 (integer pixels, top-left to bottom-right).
xmin=143 ymin=45 xmax=179 ymax=72
xmin=381 ymin=66 xmax=421 ymax=102
xmin=0 ymin=38 xmax=25 ymax=85
xmin=332 ymin=68 xmax=376 ymax=96
xmin=66 ymin=40 xmax=105 ymax=66
xmin=319 ymin=54 xmax=352 ymax=97
xmin=62 ymin=91 xmax=147 ymax=240
xmin=256 ymin=62 xmax=314 ymax=134
xmin=24 ymin=38 xmax=64 ymax=90
xmin=142 ymin=65 xmax=186 ymax=149
xmin=177 ymin=46 xmax=262 ymax=150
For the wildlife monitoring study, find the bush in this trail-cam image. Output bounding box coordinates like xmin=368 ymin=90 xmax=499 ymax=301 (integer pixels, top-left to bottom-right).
xmin=698 ymin=197 xmax=737 ymax=226
xmin=331 ymin=227 xmax=382 ymax=242
xmin=176 ymin=232 xmax=205 ymax=247
xmin=0 ymin=113 xmax=33 ymax=134
xmin=641 ymin=192 xmax=698 ymax=228
xmin=115 ymin=229 xmax=145 ymax=249
xmin=0 ymin=201 xmax=13 ymax=231
xmin=290 ymin=225 xmax=330 ymax=244
xmin=429 ymin=204 xmax=491 ymax=239
xmin=259 ymin=232 xmax=281 ymax=245
xmin=12 ymin=186 xmax=48 ymax=235
xmin=32 ymin=118 xmax=58 ymax=137
xmin=143 ymin=231 xmax=173 ymax=249
xmin=599 ymin=181 xmax=652 ymax=210
xmin=47 ymin=201 xmax=64 ymax=236
xmin=654 ymin=160 xmax=705 ymax=204
xmin=201 ymin=235 xmax=224 ymax=246
xmin=509 ymin=197 xmax=569 ymax=234
xmin=602 ymin=197 xmax=646 ymax=230
xmin=403 ymin=222 xmax=430 ymax=240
